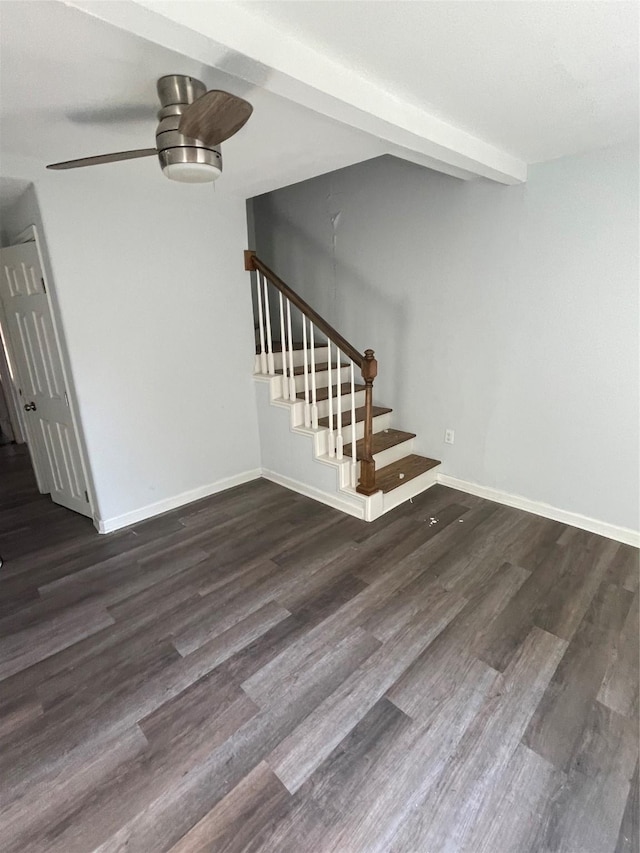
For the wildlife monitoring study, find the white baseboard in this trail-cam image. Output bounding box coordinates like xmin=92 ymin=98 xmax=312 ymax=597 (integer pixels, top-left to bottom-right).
xmin=94 ymin=466 xmax=639 ymax=547
xmin=95 ymin=468 xmax=262 ymax=534
xmin=437 ymin=474 xmax=640 ymax=548
xmin=261 ymin=468 xmax=366 ymax=520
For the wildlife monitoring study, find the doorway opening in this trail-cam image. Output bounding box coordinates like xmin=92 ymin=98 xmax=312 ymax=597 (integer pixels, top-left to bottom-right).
xmin=0 ymin=180 xmax=93 ymax=523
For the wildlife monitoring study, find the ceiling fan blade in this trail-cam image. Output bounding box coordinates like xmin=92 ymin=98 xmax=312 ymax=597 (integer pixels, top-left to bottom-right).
xmin=46 ymin=148 xmax=157 ymax=170
xmin=178 ymin=90 xmax=253 ymax=147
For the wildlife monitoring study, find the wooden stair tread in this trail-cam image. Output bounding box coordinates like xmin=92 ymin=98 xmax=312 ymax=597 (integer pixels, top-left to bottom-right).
xmin=343 ymin=428 xmax=416 ymax=460
xmin=318 ymin=405 xmax=392 ymax=429
xmin=297 ymin=382 xmax=366 ymax=402
xmin=376 ymin=454 xmax=441 ymax=493
xmin=276 ymin=361 xmax=348 ymax=376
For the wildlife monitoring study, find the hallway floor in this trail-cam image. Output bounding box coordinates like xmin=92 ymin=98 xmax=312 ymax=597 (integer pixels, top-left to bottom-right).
xmin=0 ymin=444 xmax=638 ymax=852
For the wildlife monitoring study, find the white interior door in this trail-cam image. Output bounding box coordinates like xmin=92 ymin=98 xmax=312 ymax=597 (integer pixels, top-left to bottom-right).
xmin=0 ymin=241 xmax=91 ymax=517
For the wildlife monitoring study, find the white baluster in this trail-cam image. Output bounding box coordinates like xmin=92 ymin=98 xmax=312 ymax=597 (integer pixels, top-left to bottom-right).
xmin=286 ymin=299 xmax=296 ymax=401
xmin=310 ymin=323 xmax=319 ymax=430
xmin=336 ymin=345 xmax=343 ymax=459
xmin=350 ymin=361 xmax=357 ymax=487
xmin=302 ymin=316 xmax=311 ymax=427
xmin=278 ymin=291 xmax=288 ymax=399
xmin=256 ymin=271 xmax=267 ymax=374
xmin=327 ymin=340 xmax=335 ymax=457
xmin=262 ymin=273 xmax=275 ymax=375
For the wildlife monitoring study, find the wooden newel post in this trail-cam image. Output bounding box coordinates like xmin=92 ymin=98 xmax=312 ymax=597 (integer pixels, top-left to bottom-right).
xmin=356 ymin=348 xmax=378 ymax=496
xmin=244 ymin=250 xmax=257 ymax=271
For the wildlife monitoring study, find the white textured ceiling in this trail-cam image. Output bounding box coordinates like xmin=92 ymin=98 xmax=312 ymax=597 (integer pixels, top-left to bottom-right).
xmin=238 ymin=0 xmax=639 ymax=163
xmin=1 ymin=0 xmax=637 ymax=199
xmin=0 ymin=2 xmax=384 ymax=197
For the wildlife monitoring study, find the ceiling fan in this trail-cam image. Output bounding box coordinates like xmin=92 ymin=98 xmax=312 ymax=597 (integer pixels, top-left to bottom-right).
xmin=46 ymin=75 xmax=253 ymax=184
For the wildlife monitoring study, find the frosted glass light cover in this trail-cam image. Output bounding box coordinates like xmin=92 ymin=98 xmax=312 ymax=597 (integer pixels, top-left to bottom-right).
xmin=162 ymin=161 xmax=221 ymax=183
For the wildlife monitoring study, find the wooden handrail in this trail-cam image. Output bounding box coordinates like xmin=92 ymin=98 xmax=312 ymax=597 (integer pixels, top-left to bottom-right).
xmin=245 ymin=249 xmax=379 ymax=496
xmin=245 ymin=250 xmax=364 ymax=368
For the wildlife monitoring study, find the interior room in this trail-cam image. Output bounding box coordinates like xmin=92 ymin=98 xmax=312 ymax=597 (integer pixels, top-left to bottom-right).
xmin=0 ymin=2 xmax=638 ymax=851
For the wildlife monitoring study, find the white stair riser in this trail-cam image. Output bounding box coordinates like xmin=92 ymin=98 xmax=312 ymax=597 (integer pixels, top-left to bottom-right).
xmin=293 ymin=366 xmax=350 ymax=393
xmin=351 ymin=438 xmax=416 ymax=478
xmin=350 ymin=438 xmax=415 ymax=477
xmin=341 ymin=412 xmax=392 ymax=445
xmin=315 ymin=390 xmax=366 ymax=419
xmin=375 ymin=437 xmax=416 ymax=468
xmin=269 ymin=347 xmax=330 ymax=371
xmin=381 ymin=468 xmax=439 ymax=513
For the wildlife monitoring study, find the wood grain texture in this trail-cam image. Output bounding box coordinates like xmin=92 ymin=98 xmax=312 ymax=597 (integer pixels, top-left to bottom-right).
xmin=374 ymin=453 xmax=441 ymax=493
xmin=522 ymin=581 xmax=634 ymax=771
xmin=598 ymin=589 xmax=639 ymax=719
xmin=179 ymin=89 xmax=252 ymax=146
xmin=236 ymin=698 xmax=413 ymax=853
xmin=456 ymin=743 xmax=565 ymax=853
xmin=266 ymin=589 xmax=467 ymax=793
xmin=0 ymin=444 xmax=637 ymax=852
xmin=387 ymin=561 xmax=528 ymax=722
xmin=329 ymin=663 xmax=500 ymax=853
xmin=167 ymin=761 xmax=289 ymax=853
xmin=475 ymin=527 xmax=619 ymax=671
xmin=528 ymin=701 xmax=637 ymax=853
xmin=616 ymin=761 xmax=639 ymax=853
xmin=386 ymin=627 xmax=568 ymax=853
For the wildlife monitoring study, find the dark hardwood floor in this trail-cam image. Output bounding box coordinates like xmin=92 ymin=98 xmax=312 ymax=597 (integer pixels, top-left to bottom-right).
xmin=0 ymin=443 xmax=638 ymax=852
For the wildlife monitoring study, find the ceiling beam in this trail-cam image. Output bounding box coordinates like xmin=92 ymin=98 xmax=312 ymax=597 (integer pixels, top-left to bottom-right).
xmin=67 ymin=0 xmax=527 ymax=185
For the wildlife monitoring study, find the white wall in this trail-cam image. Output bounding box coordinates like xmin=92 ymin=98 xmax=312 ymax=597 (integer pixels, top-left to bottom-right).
xmin=2 ymin=155 xmax=260 ymax=526
xmin=252 ymin=144 xmax=640 ymax=532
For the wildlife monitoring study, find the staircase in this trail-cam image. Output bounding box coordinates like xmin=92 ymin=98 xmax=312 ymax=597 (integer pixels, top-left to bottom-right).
xmin=246 ymin=251 xmax=441 ymax=522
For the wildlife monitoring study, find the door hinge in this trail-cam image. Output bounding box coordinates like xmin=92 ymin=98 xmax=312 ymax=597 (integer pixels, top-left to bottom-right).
xmin=84 ymin=489 xmax=89 ymax=502
xmin=41 ymin=277 xmax=46 ymax=293
xmin=64 ymin=390 xmax=69 ymax=407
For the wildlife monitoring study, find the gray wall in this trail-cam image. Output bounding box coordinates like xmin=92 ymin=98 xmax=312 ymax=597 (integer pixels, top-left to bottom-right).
xmin=2 ymin=162 xmax=261 ymax=526
xmin=251 ymin=144 xmax=639 ymax=531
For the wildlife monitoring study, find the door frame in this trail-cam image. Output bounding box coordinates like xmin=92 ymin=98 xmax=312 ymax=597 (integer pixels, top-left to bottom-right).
xmin=3 ymin=224 xmax=97 ymax=518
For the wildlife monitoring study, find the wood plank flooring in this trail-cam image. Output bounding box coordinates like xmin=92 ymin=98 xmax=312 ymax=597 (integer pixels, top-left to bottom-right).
xmin=0 ymin=443 xmax=638 ymax=853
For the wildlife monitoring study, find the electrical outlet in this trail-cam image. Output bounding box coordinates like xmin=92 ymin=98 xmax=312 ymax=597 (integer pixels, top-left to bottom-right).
xmin=444 ymin=429 xmax=455 ymax=445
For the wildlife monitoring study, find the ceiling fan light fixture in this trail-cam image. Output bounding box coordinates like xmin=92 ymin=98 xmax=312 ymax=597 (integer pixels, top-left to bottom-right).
xmin=162 ymin=161 xmax=221 ymax=183
xmin=158 ymin=145 xmax=222 ymax=183
xmin=46 ymin=75 xmax=250 ymax=181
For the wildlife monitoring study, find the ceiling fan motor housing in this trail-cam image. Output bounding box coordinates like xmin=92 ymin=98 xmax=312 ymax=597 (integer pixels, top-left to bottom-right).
xmin=155 ymin=75 xmax=222 ymax=182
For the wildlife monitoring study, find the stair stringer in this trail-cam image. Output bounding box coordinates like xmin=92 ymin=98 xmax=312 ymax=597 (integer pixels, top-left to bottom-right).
xmin=254 ymin=376 xmax=385 ymax=521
